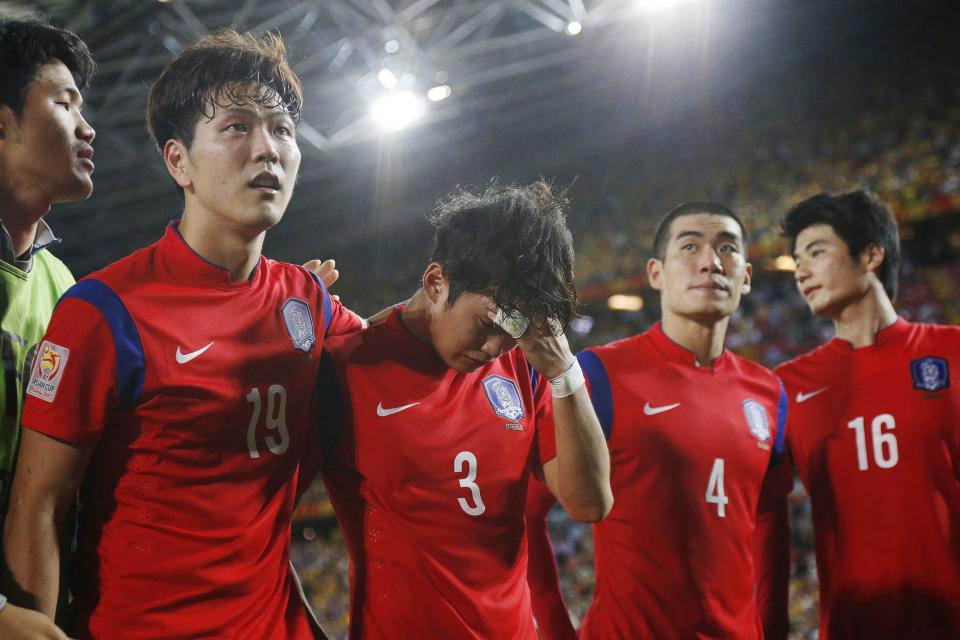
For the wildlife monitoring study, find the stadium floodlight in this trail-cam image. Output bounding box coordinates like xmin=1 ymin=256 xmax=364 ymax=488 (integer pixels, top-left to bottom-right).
xmin=639 ymin=0 xmax=709 ymax=11
xmin=772 ymin=255 xmax=797 ymax=271
xmin=566 ymin=21 xmax=582 ymax=35
xmin=427 ymin=85 xmax=452 ymax=102
xmin=377 ymin=68 xmax=397 ymax=88
xmin=371 ymin=92 xmax=425 ymax=132
xmin=607 ymin=294 xmax=644 ymax=311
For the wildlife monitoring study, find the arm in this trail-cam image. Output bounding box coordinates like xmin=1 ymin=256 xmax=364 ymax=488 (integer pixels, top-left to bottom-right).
xmin=3 ymin=429 xmax=93 ymax=616
xmin=0 ymin=600 xmax=70 ymax=640
xmin=525 ymin=479 xmax=578 ymax=640
xmin=518 ymin=327 xmax=612 ymax=523
xmin=754 ymin=455 xmax=791 ymax=640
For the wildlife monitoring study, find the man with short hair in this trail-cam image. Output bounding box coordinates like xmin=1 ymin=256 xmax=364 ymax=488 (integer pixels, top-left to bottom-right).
xmin=312 ymin=181 xmax=612 ymax=639
xmin=0 ymin=18 xmax=96 ymax=639
xmin=775 ymin=190 xmax=960 ymax=639
xmin=5 ymin=28 xmax=361 ymax=638
xmin=540 ymin=201 xmax=790 ymax=639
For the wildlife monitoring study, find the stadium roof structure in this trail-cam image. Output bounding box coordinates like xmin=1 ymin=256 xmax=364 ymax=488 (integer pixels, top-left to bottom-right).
xmin=0 ymin=0 xmax=944 ymax=280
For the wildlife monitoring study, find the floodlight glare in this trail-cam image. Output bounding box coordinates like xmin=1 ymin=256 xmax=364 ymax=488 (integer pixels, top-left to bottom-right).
xmin=371 ymin=92 xmax=425 ymax=132
xmin=566 ymin=21 xmax=582 ymax=35
xmin=427 ymin=85 xmax=452 ymax=102
xmin=377 ymin=68 xmax=397 ymax=88
xmin=607 ymin=294 xmax=644 ymax=311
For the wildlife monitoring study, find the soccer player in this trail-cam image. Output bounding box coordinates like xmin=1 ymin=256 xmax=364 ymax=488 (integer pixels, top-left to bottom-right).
xmin=312 ymin=181 xmax=613 ymax=639
xmin=4 ymin=29 xmax=361 ymax=638
xmin=568 ymin=201 xmax=790 ymax=639
xmin=0 ymin=18 xmax=95 ymax=640
xmin=775 ymin=190 xmax=960 ymax=639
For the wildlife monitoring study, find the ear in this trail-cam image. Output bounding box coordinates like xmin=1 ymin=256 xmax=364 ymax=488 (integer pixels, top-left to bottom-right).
xmin=162 ymin=139 xmax=193 ymax=189
xmin=422 ymin=262 xmax=447 ymax=304
xmin=741 ymin=261 xmax=753 ymax=296
xmin=646 ymin=258 xmax=664 ymax=292
xmin=862 ymin=244 xmax=885 ymax=274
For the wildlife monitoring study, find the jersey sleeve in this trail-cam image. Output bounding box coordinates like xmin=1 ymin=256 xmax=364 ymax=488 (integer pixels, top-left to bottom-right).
xmin=22 ymin=280 xmax=143 ymax=446
xmin=576 ymin=349 xmax=613 ymax=439
xmin=524 ymin=477 xmax=578 ymax=640
xmin=309 ymin=273 xmax=364 ymax=338
xmin=531 ymin=364 xmax=558 ymax=466
xmin=753 ymin=377 xmax=792 ymax=640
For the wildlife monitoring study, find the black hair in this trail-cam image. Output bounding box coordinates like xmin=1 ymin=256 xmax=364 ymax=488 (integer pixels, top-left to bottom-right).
xmin=782 ymin=190 xmax=900 ymax=300
xmin=0 ymin=18 xmax=95 ymax=116
xmin=428 ymin=180 xmax=578 ymax=332
xmin=652 ymin=200 xmax=748 ymax=261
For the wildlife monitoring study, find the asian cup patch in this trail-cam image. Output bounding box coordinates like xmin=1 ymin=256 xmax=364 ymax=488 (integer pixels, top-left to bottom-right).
xmin=26 ymin=341 xmax=70 ymax=403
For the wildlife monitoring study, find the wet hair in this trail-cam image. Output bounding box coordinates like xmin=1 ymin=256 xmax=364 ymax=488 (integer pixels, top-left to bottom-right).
xmin=146 ymin=28 xmax=302 ymax=152
xmin=782 ymin=190 xmax=900 ymax=300
xmin=652 ymin=200 xmax=748 ymax=261
xmin=0 ymin=18 xmax=95 ymax=116
xmin=428 ymin=180 xmax=578 ymax=332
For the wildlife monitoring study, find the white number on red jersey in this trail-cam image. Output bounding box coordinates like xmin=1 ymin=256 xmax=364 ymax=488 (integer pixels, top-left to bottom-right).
xmin=454 ymin=451 xmax=486 ymax=516
xmin=847 ymin=414 xmax=898 ymax=471
xmin=246 ymin=385 xmax=290 ymax=459
xmin=705 ymin=458 xmax=728 ymax=518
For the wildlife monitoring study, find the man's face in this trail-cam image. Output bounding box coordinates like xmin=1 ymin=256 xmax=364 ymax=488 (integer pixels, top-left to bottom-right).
xmin=793 ymin=223 xmax=873 ymax=318
xmin=648 ymin=213 xmax=752 ymax=323
xmin=0 ymin=60 xmax=95 ymax=206
xmin=172 ymin=87 xmax=301 ymax=232
xmin=429 ymin=280 xmax=519 ymax=373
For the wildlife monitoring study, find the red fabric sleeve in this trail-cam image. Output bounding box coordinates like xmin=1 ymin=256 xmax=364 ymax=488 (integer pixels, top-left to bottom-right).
xmin=525 ymin=477 xmax=577 ymax=640
xmin=754 ymin=448 xmax=793 ymax=640
xmin=326 ymin=297 xmax=364 ymax=338
xmin=22 ymin=297 xmax=118 ymax=446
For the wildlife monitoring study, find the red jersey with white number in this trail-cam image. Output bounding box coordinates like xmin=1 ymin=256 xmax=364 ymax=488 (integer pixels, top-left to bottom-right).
xmin=775 ymin=318 xmax=960 ymax=640
xmin=316 ymin=308 xmax=557 ymax=640
xmin=22 ymin=222 xmax=361 ymax=639
xmin=577 ymin=323 xmax=788 ymax=640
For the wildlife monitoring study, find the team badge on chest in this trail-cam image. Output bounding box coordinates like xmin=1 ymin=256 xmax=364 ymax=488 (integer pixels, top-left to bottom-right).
xmin=482 ymin=375 xmax=525 ymax=422
xmin=910 ymin=356 xmax=949 ymax=392
xmin=281 ymin=298 xmax=315 ymax=353
xmin=742 ymin=399 xmax=771 ymax=444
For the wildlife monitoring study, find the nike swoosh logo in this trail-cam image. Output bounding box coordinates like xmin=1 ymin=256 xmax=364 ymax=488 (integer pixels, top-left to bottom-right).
xmin=376 ymin=402 xmax=420 ymax=417
xmin=796 ymin=387 xmax=827 ymax=403
xmin=643 ymin=401 xmax=681 ymax=416
xmin=175 ymin=342 xmax=214 ymax=364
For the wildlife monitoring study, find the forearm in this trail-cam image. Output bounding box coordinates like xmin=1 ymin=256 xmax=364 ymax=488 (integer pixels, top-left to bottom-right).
xmin=3 ymin=507 xmax=61 ymax=616
xmin=549 ymin=385 xmax=612 ymax=522
xmin=754 ymin=498 xmax=790 ymax=640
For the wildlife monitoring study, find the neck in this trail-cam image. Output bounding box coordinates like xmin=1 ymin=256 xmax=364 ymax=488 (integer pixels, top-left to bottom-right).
xmin=831 ymin=282 xmax=898 ymax=348
xmin=178 ymin=210 xmax=265 ymax=282
xmin=398 ymin=289 xmax=433 ymax=346
xmin=0 ymin=189 xmax=50 ymax=258
xmin=660 ymin=311 xmax=729 ymax=366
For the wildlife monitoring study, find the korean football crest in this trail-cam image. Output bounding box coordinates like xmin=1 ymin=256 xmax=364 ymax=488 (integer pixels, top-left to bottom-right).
xmin=281 ymin=298 xmax=315 ymax=353
xmin=482 ymin=375 xmax=525 ymax=422
xmin=742 ymin=399 xmax=771 ymax=443
xmin=910 ymin=356 xmax=949 ymax=392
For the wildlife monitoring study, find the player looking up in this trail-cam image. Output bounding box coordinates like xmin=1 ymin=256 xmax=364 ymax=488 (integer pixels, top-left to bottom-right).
xmin=560 ymin=201 xmax=790 ymax=639
xmin=775 ymin=190 xmax=960 ymax=639
xmin=4 ymin=28 xmax=361 ymax=639
xmin=311 ymin=180 xmax=613 ymax=639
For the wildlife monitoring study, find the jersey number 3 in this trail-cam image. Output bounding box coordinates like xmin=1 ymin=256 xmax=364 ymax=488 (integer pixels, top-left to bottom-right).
xmin=454 ymin=451 xmax=486 ymax=516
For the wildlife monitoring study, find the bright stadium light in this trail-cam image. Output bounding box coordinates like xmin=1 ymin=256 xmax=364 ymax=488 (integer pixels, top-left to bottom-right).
xmin=377 ymin=68 xmax=397 ymax=88
xmin=771 ymin=255 xmax=797 ymax=271
xmin=608 ymin=294 xmax=644 ymax=311
xmin=639 ymin=0 xmax=710 ymax=12
xmin=566 ymin=21 xmax=582 ymax=36
xmin=427 ymin=85 xmax=452 ymax=102
xmin=371 ymin=92 xmax=425 ymax=132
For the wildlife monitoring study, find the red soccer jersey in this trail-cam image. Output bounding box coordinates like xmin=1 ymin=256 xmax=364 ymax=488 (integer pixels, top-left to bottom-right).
xmin=316 ymin=308 xmax=557 ymax=639
xmin=776 ymin=318 xmax=960 ymax=639
xmin=22 ymin=223 xmax=362 ymax=638
xmin=577 ymin=323 xmax=788 ymax=640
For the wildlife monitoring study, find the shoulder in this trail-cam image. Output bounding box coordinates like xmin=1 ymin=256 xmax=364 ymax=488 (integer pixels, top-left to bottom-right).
xmin=78 ymin=242 xmax=160 ymax=296
xmin=725 ymin=351 xmax=781 ymax=390
xmin=907 ymin=321 xmax=960 ymax=345
xmin=775 ymin=340 xmax=837 ymax=381
xmin=580 ymin=332 xmax=645 ymax=367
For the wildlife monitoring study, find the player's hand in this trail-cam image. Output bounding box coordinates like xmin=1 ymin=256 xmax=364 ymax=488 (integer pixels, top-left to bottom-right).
xmin=302 ymin=259 xmax=340 ymax=299
xmin=484 ymin=298 xmax=572 ymax=380
xmin=0 ymin=603 xmax=72 ymax=640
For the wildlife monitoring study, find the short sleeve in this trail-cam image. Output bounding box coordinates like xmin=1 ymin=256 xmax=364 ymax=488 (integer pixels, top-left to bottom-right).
xmin=308 ymin=272 xmax=364 ymax=338
xmin=22 ymin=295 xmax=121 ymax=446
xmin=577 ymin=349 xmax=613 ymax=439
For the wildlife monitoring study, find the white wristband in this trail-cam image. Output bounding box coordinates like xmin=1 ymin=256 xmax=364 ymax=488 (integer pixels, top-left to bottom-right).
xmin=549 ymin=359 xmax=584 ymax=398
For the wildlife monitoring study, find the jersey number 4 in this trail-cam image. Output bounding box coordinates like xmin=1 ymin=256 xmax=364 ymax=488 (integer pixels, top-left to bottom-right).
xmin=246 ymin=385 xmax=290 ymax=459
xmin=706 ymin=458 xmax=729 ymax=517
xmin=847 ymin=414 xmax=898 ymax=471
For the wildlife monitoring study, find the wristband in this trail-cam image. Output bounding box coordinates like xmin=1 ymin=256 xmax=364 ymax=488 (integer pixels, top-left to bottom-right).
xmin=0 ymin=593 xmax=7 ymax=612
xmin=549 ymin=359 xmax=584 ymax=398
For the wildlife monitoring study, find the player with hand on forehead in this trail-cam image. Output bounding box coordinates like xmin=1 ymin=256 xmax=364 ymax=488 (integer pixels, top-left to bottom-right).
xmin=773 ymin=191 xmax=960 ymax=639
xmin=308 ymin=180 xmax=613 ymax=639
